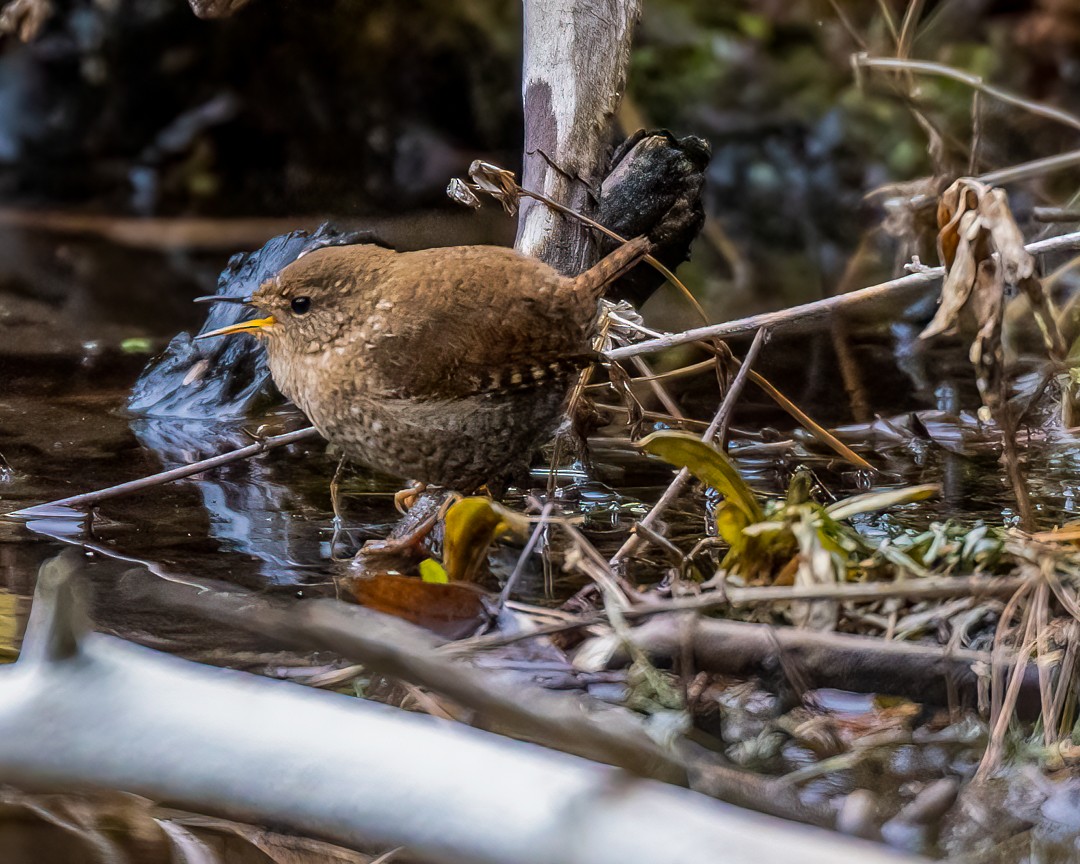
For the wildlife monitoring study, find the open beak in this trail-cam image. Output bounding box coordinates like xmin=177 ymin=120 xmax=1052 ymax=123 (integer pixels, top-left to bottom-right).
xmin=195 ymin=316 xmax=277 ymax=340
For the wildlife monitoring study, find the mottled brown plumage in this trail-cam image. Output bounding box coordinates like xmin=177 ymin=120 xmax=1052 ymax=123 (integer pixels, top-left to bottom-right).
xmin=203 ymin=237 xmax=650 ymax=491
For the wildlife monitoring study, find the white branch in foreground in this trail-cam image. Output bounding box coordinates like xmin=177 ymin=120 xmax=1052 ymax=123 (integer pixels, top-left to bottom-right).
xmin=0 ymin=553 xmax=922 ymax=864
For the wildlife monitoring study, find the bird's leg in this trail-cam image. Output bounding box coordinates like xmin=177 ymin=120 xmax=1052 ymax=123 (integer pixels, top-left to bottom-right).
xmin=394 ymin=480 xmax=427 ymax=514
xmin=330 ymin=455 xmax=356 ymax=561
xmin=330 ymin=455 xmax=348 ymax=526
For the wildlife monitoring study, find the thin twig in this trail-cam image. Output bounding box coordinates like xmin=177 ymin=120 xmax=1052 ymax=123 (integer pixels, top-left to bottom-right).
xmin=609 ymin=312 xmax=868 ymax=468
xmin=855 ymin=54 xmax=1080 ymax=135
xmin=978 ymin=150 xmax=1080 ymax=187
xmin=609 ymin=327 xmax=769 ymax=567
xmin=746 ymin=369 xmax=873 ymax=470
xmin=5 ymin=427 xmax=321 ymax=517
xmin=498 ymin=501 xmax=555 ymax=608
xmin=629 ymin=355 xmax=685 ymax=419
xmin=1035 ymin=205 xmax=1080 ymax=223
xmin=452 ymin=572 xmax=1029 ymax=655
xmin=606 ymin=230 xmax=1080 ymax=361
xmin=897 ymin=0 xmax=925 ymax=60
xmin=594 ymin=403 xmax=711 ymax=431
xmin=980 ymin=575 xmax=1036 ymax=778
xmin=586 ymin=358 xmax=717 ymax=390
xmin=979 ymin=592 xmax=1040 ymax=780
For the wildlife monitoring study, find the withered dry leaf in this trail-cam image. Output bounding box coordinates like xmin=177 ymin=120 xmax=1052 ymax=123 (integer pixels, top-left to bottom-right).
xmin=921 ymin=208 xmax=982 ymax=339
xmin=445 ymin=177 xmax=482 ymax=210
xmin=968 ymin=257 xmax=1006 ymax=413
xmin=873 ymin=176 xmax=946 ymax=247
xmin=0 ymin=0 xmax=52 ymax=41
xmin=467 ymin=159 xmax=521 ymax=216
xmin=922 ymin=178 xmax=1066 ymax=400
xmin=922 ymin=178 xmax=1040 ymax=342
xmin=980 ymin=188 xmax=1036 ymax=284
xmin=935 ymin=180 xmax=968 ymax=270
xmin=790 ymin=511 xmax=839 ymax=632
xmin=345 ymin=572 xmax=490 ymax=640
xmin=605 ymin=360 xmax=646 ymax=438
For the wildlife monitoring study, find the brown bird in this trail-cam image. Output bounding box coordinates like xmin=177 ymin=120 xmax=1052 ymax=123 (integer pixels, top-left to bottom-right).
xmin=197 ymin=237 xmax=650 ymax=492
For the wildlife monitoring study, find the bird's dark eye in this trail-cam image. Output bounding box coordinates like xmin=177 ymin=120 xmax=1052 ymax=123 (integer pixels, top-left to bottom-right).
xmin=290 ymin=296 xmax=312 ymax=315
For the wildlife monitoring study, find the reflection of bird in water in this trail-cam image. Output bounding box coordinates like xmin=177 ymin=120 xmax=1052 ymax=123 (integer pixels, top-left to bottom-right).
xmin=130 ymin=417 xmax=340 ymax=584
xmin=127 ymin=226 xmax=383 ymax=576
xmin=198 ymin=237 xmax=651 ymax=495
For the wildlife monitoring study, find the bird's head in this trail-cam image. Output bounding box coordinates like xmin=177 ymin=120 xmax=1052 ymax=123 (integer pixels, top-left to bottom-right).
xmin=195 ymin=245 xmax=389 ymax=357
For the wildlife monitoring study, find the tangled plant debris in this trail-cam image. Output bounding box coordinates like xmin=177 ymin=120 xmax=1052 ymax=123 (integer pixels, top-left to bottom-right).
xmin=11 ymin=3 xmax=1080 ymax=863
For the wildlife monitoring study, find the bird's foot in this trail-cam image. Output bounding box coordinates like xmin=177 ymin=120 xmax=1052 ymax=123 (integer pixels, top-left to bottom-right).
xmin=357 ymin=488 xmax=451 ymax=561
xmin=330 ymin=455 xmax=349 ymax=523
xmin=394 ymin=480 xmax=427 ymax=514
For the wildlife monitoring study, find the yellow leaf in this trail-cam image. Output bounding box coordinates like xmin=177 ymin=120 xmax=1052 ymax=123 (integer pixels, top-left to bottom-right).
xmin=418 ymin=559 xmax=450 ymax=584
xmin=715 ymin=502 xmax=751 ymax=549
xmin=637 ymin=430 xmax=764 ymax=523
xmin=442 ymin=497 xmax=529 ymax=582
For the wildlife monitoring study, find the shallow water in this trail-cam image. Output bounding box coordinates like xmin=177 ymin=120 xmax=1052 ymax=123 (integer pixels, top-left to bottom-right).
xmin=6 ymin=225 xmax=1080 ymax=860
xmin=4 ymin=227 xmax=1080 ymax=646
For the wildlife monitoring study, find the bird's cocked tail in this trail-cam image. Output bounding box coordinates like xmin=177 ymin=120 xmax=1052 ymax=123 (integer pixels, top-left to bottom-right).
xmin=571 ymin=235 xmax=652 ymax=301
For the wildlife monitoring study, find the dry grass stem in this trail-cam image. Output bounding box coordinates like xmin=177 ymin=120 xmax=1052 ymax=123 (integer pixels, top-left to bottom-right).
xmin=746 ymin=369 xmax=873 ymax=471
xmin=855 ymin=54 xmax=1080 ymax=134
xmin=5 ymin=426 xmax=320 ymax=517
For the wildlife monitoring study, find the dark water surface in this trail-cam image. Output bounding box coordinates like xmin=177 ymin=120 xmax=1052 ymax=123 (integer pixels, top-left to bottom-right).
xmin=5 ymin=225 xmax=1080 ymax=656
xmin=7 ymin=225 xmax=1080 ymax=860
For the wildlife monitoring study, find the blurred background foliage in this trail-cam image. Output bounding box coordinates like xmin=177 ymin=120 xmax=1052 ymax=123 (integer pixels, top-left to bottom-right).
xmin=1 ymin=0 xmax=1079 ymax=318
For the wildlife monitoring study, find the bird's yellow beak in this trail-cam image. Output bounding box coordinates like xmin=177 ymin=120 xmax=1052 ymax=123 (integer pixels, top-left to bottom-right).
xmin=195 ymin=316 xmax=277 ymax=341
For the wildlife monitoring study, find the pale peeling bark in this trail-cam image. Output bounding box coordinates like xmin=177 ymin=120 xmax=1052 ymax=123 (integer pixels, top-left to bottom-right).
xmin=516 ymin=0 xmax=642 ymax=275
xmin=0 ymin=555 xmax=921 ymax=864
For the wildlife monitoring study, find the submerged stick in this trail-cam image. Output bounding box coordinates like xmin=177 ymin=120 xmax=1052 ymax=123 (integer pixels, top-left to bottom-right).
xmin=5 ymin=426 xmax=320 ymax=517
xmin=606 ymin=230 xmax=1080 ymax=361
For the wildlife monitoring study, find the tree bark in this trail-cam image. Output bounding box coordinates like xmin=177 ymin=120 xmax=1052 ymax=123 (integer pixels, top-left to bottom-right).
xmin=516 ymin=0 xmax=642 ymax=275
